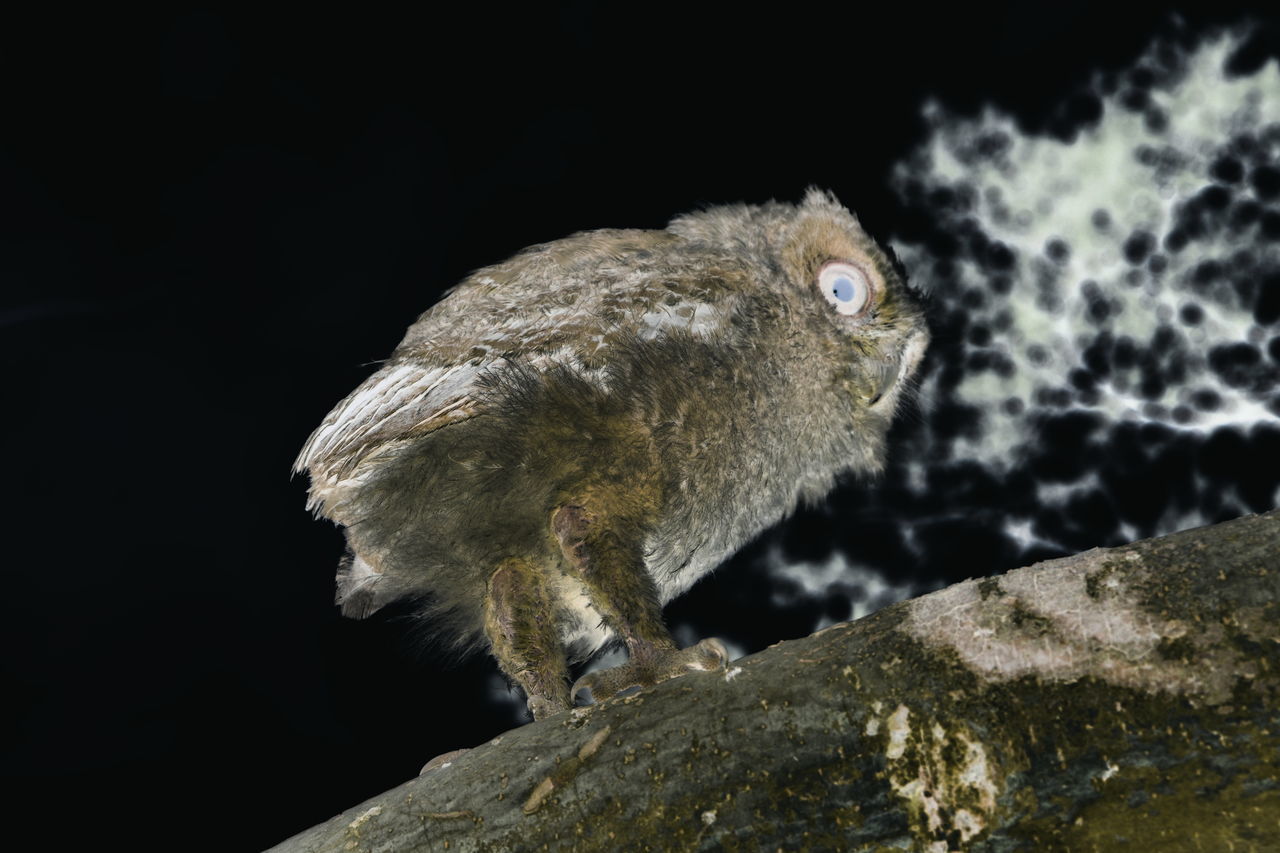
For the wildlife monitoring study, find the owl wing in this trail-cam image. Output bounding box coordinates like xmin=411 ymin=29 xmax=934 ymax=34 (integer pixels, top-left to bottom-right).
xmin=294 ymin=228 xmax=744 ymax=507
xmin=294 ymin=359 xmax=483 ymax=481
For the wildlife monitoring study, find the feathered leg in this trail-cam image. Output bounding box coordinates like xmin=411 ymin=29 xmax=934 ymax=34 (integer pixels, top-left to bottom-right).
xmin=551 ymin=504 xmax=728 ymax=705
xmin=483 ymin=558 xmax=571 ymax=720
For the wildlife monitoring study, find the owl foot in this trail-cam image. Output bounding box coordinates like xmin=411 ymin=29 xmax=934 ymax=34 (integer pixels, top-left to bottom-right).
xmin=572 ymin=637 xmax=729 ymax=706
xmin=527 ymin=692 xmax=571 ymax=720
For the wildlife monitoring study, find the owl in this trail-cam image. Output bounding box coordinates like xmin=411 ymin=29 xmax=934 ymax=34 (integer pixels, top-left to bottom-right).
xmin=295 ymin=189 xmax=929 ymax=720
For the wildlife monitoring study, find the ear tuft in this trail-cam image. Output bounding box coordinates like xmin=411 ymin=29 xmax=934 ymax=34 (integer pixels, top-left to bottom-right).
xmin=802 ymin=186 xmax=841 ymax=210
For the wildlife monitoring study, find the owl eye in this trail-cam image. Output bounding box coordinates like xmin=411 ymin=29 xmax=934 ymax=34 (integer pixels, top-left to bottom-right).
xmin=818 ymin=261 xmax=873 ymax=317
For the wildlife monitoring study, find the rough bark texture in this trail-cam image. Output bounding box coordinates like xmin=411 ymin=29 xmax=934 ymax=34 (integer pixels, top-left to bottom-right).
xmin=269 ymin=511 xmax=1280 ymax=852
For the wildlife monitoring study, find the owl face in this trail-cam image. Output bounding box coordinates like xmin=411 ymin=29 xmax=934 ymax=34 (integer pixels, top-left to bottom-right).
xmin=768 ymin=190 xmax=930 ymax=420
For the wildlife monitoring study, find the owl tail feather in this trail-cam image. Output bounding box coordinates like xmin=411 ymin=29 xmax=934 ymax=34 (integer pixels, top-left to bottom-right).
xmin=335 ymin=551 xmax=397 ymax=619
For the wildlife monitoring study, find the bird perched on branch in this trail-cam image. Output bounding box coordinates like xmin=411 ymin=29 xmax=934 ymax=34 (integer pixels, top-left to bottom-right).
xmin=294 ymin=189 xmax=929 ymax=719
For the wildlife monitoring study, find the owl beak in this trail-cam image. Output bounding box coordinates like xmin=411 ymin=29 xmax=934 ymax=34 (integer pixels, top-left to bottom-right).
xmin=869 ymin=327 xmax=929 ymax=411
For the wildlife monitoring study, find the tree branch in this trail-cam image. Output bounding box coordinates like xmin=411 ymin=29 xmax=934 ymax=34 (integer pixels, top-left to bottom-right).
xmin=269 ymin=510 xmax=1280 ymax=851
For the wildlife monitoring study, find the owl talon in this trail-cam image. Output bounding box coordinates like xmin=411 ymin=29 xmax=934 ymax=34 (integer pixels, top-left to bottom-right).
xmin=572 ymin=681 xmax=598 ymax=706
xmin=571 ymin=637 xmax=730 ymax=706
xmin=527 ymin=694 xmax=570 ymax=720
xmin=685 ymin=637 xmax=730 ymax=672
xmin=572 ymin=669 xmax=628 ymax=706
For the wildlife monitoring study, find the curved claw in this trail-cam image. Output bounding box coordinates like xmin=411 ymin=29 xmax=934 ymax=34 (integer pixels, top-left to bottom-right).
xmin=684 ymin=637 xmax=730 ymax=672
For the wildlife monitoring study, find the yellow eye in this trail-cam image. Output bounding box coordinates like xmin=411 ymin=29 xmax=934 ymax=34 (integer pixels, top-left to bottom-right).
xmin=818 ymin=260 xmax=873 ymax=317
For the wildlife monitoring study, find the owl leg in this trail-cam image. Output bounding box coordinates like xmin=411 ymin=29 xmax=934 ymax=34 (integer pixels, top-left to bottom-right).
xmin=552 ymin=504 xmax=728 ymax=705
xmin=483 ymin=558 xmax=571 ymax=720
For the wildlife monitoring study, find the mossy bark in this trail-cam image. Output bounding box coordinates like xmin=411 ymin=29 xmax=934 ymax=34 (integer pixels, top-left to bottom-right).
xmin=269 ymin=511 xmax=1280 ymax=852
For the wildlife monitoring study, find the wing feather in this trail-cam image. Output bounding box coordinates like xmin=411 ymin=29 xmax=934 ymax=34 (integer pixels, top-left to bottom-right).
xmin=295 ymin=228 xmax=747 ymax=517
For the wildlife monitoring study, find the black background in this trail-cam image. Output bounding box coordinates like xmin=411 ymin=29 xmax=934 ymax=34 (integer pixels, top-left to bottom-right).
xmin=3 ymin=4 xmax=1278 ymax=850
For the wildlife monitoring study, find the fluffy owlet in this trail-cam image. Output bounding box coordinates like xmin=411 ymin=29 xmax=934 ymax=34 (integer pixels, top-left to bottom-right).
xmin=295 ymin=189 xmax=929 ymax=719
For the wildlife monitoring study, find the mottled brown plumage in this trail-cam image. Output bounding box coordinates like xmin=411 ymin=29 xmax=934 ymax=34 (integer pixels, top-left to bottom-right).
xmin=295 ymin=189 xmax=929 ymax=718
